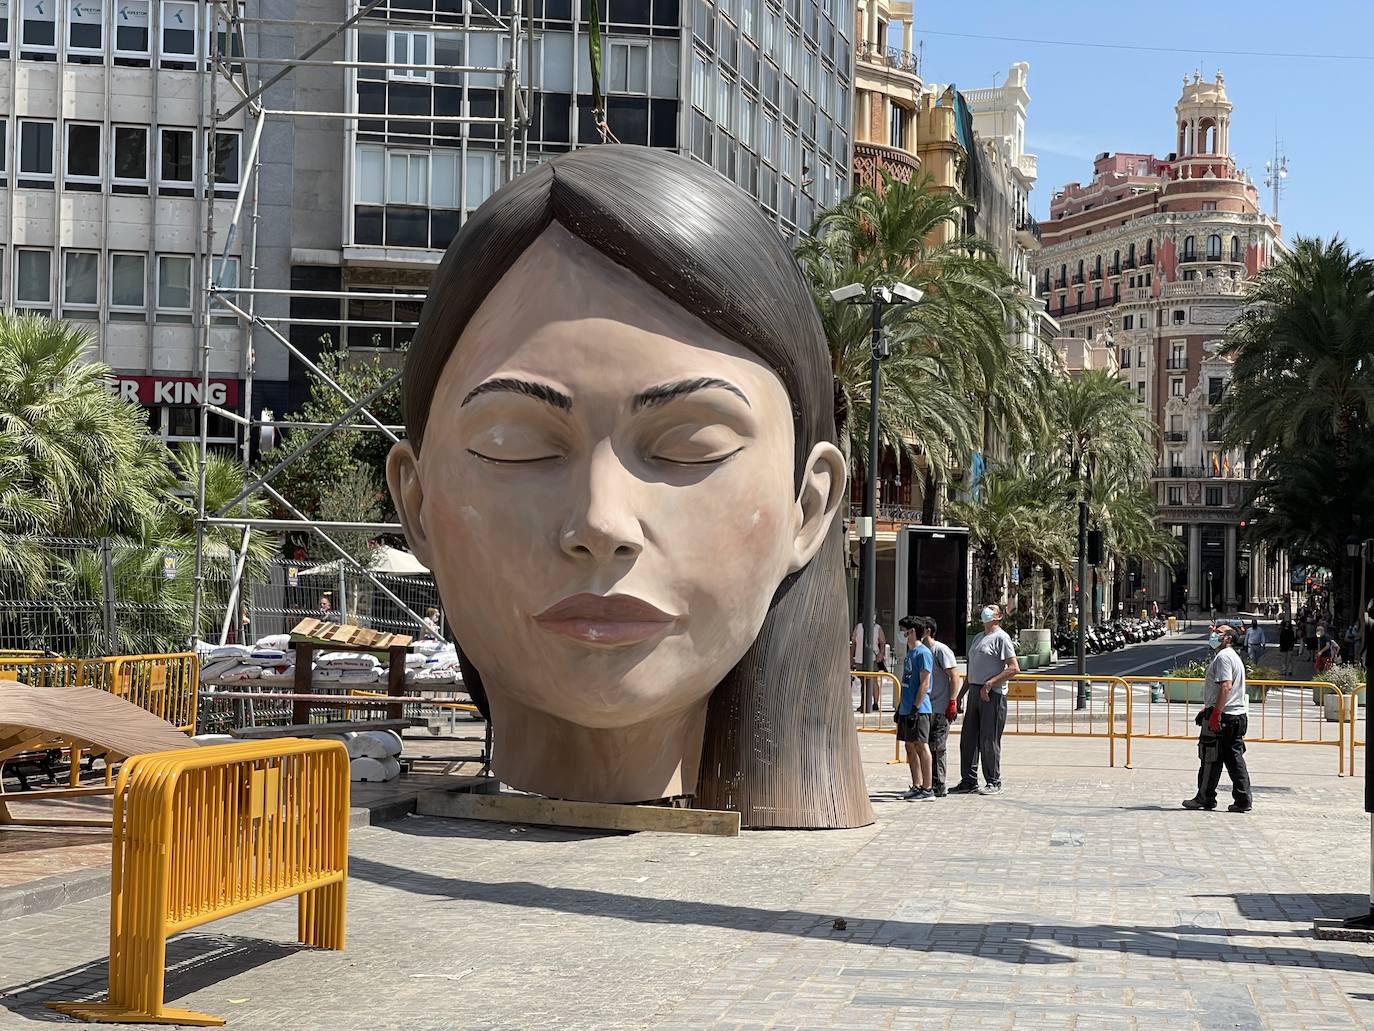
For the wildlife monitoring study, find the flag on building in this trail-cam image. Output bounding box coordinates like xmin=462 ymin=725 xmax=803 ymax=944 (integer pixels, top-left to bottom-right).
xmin=1210 ymin=452 xmax=1221 ymax=476
xmin=1222 ymin=454 xmax=1232 ymax=477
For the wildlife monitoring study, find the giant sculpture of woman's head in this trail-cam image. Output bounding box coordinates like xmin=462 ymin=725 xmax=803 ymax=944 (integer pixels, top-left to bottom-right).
xmin=388 ymin=146 xmax=872 ymax=829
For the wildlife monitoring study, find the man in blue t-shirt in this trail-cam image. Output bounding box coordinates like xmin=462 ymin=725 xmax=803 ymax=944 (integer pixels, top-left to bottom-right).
xmin=896 ymin=615 xmax=934 ymax=801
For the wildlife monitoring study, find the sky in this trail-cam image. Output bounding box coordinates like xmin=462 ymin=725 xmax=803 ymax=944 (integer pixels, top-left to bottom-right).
xmin=902 ymin=1 xmax=1374 ymax=254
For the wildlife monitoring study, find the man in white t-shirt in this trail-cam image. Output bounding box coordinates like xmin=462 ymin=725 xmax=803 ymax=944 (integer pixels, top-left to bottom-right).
xmin=1183 ymin=623 xmax=1253 ymax=813
xmin=920 ymin=616 xmax=962 ymax=798
xmin=950 ymin=603 xmax=1020 ymax=796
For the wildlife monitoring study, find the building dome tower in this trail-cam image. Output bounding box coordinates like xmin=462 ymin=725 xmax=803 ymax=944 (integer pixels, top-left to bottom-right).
xmin=1175 ymin=70 xmax=1234 ymax=177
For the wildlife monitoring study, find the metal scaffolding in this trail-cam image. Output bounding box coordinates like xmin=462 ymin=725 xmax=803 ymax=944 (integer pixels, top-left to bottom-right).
xmin=191 ymin=0 xmax=532 ymax=644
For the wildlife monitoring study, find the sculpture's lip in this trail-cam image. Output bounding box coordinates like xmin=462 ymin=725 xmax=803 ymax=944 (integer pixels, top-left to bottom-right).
xmin=533 ymin=593 xmax=678 ymax=647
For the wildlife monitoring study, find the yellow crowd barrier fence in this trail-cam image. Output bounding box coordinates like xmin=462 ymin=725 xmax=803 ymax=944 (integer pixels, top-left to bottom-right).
xmin=854 ymin=669 xmax=1356 ymax=776
xmin=50 ymin=738 xmax=350 ymax=1027
xmin=851 ymin=671 xmax=903 ymax=763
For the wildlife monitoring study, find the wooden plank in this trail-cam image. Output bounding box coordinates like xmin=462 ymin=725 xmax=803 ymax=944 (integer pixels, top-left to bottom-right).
xmin=0 ymin=785 xmax=114 ymax=802
xmin=417 ymin=789 xmax=742 ymax=837
xmin=229 ymin=719 xmax=413 ymax=739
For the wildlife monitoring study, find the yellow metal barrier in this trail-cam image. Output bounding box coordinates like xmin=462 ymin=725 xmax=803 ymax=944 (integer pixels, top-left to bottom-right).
xmin=95 ymin=652 xmax=200 ymax=734
xmin=850 ymin=671 xmax=903 ymax=764
xmin=1002 ymin=675 xmax=1131 ymax=768
xmin=50 ymin=738 xmax=349 ymax=1027
xmin=0 ymin=655 xmax=90 ymax=688
xmin=1120 ymin=677 xmax=1349 ymax=776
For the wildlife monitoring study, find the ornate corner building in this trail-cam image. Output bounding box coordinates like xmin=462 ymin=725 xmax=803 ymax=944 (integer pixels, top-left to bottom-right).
xmin=1034 ymin=72 xmax=1287 ymax=615
xmin=850 ymin=0 xmax=920 ymax=190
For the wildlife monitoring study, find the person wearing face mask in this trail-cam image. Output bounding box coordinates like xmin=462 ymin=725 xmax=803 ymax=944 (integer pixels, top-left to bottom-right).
xmin=1314 ymin=625 xmax=1340 ymax=673
xmin=950 ymin=603 xmax=1020 ymax=796
xmin=1183 ymin=623 xmax=1252 ymax=813
xmin=920 ymin=617 xmax=962 ymax=798
xmin=895 ymin=616 xmax=934 ymax=800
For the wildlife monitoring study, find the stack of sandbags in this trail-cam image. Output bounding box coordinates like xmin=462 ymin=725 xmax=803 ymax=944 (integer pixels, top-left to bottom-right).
xmin=316 ymin=652 xmax=382 ymax=685
xmin=407 ymin=642 xmax=462 ymax=685
xmin=199 ymin=641 xmax=298 ymax=685
xmin=318 ymin=728 xmax=403 ymax=783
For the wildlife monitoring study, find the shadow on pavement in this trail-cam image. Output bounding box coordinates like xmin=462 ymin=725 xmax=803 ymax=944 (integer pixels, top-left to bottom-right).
xmin=1194 ymin=892 xmax=1370 ymax=922
xmin=348 ymin=854 xmax=1374 ymax=975
xmin=0 ymin=933 xmax=301 ymax=1022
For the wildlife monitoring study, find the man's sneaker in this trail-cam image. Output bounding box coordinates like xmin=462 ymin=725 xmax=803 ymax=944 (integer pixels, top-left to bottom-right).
xmin=933 ymin=787 xmax=947 ymax=798
xmin=909 ymin=788 xmax=934 ymax=801
xmin=948 ymin=782 xmax=979 ymax=795
xmin=1227 ymin=803 xmax=1252 ymax=813
xmin=902 ymin=786 xmax=923 ymax=799
xmin=978 ymin=783 xmax=1002 ymax=795
xmin=1181 ymin=797 xmax=1216 ymax=811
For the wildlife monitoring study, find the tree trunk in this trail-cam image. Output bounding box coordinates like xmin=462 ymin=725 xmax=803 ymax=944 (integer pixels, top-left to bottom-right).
xmin=921 ymin=466 xmax=938 ymax=525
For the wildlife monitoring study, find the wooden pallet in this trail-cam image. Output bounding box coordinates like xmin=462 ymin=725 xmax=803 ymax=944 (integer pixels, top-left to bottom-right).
xmin=289 ymin=618 xmax=414 ymax=651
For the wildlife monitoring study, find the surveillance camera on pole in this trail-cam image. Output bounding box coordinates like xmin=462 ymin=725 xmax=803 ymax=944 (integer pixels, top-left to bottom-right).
xmin=828 ymin=282 xmax=867 ymax=304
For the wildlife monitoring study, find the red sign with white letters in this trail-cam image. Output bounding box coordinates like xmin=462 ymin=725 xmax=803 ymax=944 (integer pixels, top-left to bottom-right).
xmin=109 ymin=376 xmax=241 ymax=408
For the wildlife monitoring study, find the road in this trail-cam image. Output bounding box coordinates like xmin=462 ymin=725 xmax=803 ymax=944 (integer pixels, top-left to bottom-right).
xmin=1043 ymin=626 xmax=1215 ymax=678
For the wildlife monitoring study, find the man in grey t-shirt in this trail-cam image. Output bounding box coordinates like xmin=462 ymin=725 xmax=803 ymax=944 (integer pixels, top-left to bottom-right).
xmin=951 ymin=603 xmax=1020 ymax=796
xmin=920 ymin=617 xmax=962 ymax=797
xmin=1183 ymin=623 xmax=1252 ymax=812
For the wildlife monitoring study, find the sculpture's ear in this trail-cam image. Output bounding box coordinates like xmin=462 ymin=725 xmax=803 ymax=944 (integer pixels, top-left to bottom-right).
xmin=787 ymin=441 xmax=846 ymax=574
xmin=386 ymin=440 xmax=433 ymax=569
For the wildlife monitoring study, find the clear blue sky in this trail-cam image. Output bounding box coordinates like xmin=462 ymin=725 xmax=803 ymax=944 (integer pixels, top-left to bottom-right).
xmin=903 ymin=2 xmax=1374 ymax=254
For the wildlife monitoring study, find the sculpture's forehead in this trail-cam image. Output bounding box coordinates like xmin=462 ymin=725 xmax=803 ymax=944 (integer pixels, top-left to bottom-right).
xmin=435 ymin=224 xmax=787 ymax=399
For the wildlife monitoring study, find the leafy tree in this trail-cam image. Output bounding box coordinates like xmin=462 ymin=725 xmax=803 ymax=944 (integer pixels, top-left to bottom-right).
xmin=796 ymin=173 xmax=1050 ymax=521
xmin=267 ymin=340 xmax=403 ymax=527
xmin=1223 ymin=237 xmax=1374 ymax=624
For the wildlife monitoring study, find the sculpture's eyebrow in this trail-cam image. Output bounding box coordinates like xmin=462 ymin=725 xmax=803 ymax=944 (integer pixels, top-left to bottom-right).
xmin=461 ymin=377 xmax=573 ymax=412
xmin=632 ymin=377 xmax=750 ymax=412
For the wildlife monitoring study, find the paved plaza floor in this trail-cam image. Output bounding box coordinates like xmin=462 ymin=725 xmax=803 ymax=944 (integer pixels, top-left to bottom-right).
xmin=1 ymin=733 xmax=1372 ymax=1030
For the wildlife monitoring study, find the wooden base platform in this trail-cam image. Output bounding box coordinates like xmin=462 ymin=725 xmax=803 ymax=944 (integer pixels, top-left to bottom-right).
xmin=417 ymin=786 xmax=741 ymax=837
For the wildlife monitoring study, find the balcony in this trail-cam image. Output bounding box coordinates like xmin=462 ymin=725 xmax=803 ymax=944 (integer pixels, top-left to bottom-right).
xmin=1166 ymin=358 xmax=1188 ymax=370
xmin=1154 ymin=466 xmax=1207 ymax=479
xmin=1109 ymin=263 xmax=1121 ymax=276
xmin=853 ymin=141 xmax=920 ymax=188
xmin=848 ymin=502 xmax=923 ymax=526
xmin=857 ymin=41 xmax=922 ymax=78
xmin=1071 ymin=273 xmax=1085 ymax=285
xmin=1014 ymin=215 xmax=1042 ymax=247
xmin=1122 ymin=257 xmax=1137 ymax=269
xmin=1053 ymin=278 xmax=1066 ymax=290
xmin=1163 ymin=430 xmax=1187 ymax=442
xmin=1090 ymin=267 xmax=1103 ymax=281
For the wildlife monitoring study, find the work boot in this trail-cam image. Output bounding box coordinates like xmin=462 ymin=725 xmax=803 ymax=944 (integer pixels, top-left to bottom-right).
xmin=1227 ymin=803 xmax=1252 ymax=813
xmin=1181 ymin=797 xmax=1215 ymax=811
xmin=948 ymin=781 xmax=979 ymax=795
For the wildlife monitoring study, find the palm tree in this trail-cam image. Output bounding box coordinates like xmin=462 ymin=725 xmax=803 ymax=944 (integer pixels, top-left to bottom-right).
xmin=0 ymin=314 xmax=171 ymax=541
xmin=1223 ymin=237 xmax=1374 ymax=623
xmin=797 ymin=173 xmax=1047 ymax=520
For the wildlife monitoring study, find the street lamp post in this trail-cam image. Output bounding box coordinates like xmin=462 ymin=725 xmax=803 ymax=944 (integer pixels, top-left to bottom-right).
xmin=830 ymin=281 xmax=923 ymax=697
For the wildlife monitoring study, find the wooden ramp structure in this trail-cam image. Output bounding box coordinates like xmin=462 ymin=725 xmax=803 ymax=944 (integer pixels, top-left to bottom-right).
xmin=0 ymin=685 xmax=194 ymax=827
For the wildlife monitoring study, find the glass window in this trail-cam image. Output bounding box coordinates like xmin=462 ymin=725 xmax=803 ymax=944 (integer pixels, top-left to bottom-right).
xmin=210 ymin=254 xmax=238 ymax=320
xmin=1206 ymin=486 xmax=1223 ymax=506
xmin=1167 ymin=486 xmax=1182 ymax=506
xmin=113 ymin=126 xmax=148 ymax=183
xmin=19 ymin=120 xmax=54 ymax=177
xmin=607 ymin=40 xmax=648 ymax=93
xmin=157 ymin=255 xmax=192 ymax=310
xmin=355 ymin=145 xmax=384 ymax=204
xmin=110 ymin=253 xmax=146 ymax=308
xmin=159 ymin=128 xmax=194 ymax=185
xmin=16 ymin=249 xmax=52 ymax=305
xmin=760 ymin=110 xmax=775 ymax=162
xmin=739 ymin=91 xmax=756 ymax=149
xmin=22 ymin=0 xmax=56 ymax=49
xmin=691 ymin=53 xmax=708 ymax=111
xmin=386 ymin=151 xmax=429 ymax=205
xmin=388 ymin=30 xmax=433 ymax=81
xmin=428 ymin=149 xmax=457 ymax=208
xmin=67 ymin=0 xmax=104 ymax=52
xmin=62 ymin=250 xmax=99 ymax=307
xmin=464 ymin=151 xmax=496 ymax=209
xmin=717 ymin=74 xmax=733 ymax=131
xmin=160 ymin=1 xmax=196 ymax=59
xmin=210 ymin=130 xmax=241 ymax=189
xmin=115 ymin=0 xmax=150 ymax=55
xmin=65 ymin=122 xmax=101 ymax=180
xmin=1170 ymin=377 xmax=1183 ymax=397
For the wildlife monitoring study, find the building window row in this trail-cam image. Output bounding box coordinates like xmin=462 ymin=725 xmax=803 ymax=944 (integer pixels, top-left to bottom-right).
xmin=1180 ymin=233 xmax=1244 ymax=263
xmin=0 ymin=118 xmax=240 ymax=196
xmin=1 ymin=0 xmax=242 ymax=68
xmin=0 ymin=246 xmax=237 ymax=320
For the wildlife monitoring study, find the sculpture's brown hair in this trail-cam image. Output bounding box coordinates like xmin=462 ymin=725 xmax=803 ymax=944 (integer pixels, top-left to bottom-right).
xmin=400 ymin=146 xmax=872 ymax=829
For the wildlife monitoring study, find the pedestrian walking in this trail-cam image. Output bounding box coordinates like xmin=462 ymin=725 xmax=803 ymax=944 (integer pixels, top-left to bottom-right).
xmin=895 ymin=616 xmax=933 ymax=800
xmin=1278 ymin=619 xmax=1296 ymax=677
xmin=950 ymin=603 xmax=1020 ymax=796
xmin=920 ymin=616 xmax=962 ymax=798
xmin=851 ymin=620 xmax=888 ymax=712
xmin=1303 ymin=612 xmax=1318 ymax=659
xmin=1314 ymin=626 xmax=1340 ymax=673
xmin=1244 ymin=619 xmax=1265 ymax=664
xmin=1183 ymin=623 xmax=1252 ymax=812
